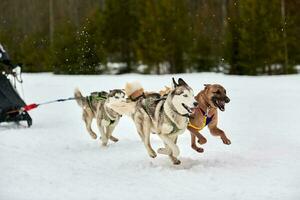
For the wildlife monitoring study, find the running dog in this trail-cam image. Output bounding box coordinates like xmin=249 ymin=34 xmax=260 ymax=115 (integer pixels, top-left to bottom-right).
xmin=110 ymin=78 xmax=197 ymax=165
xmin=74 ymin=88 xmax=125 ymax=146
xmin=187 ymin=84 xmax=231 ymax=153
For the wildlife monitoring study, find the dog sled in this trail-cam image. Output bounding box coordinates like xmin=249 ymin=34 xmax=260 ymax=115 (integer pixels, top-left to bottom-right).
xmin=0 ymin=44 xmax=32 ymax=127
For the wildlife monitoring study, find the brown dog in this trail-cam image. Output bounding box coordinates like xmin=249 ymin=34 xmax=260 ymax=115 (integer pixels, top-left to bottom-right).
xmin=187 ymin=84 xmax=231 ymax=153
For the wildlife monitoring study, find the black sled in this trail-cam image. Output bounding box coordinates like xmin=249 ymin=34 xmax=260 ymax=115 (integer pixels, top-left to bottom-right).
xmin=0 ymin=43 xmax=32 ymax=127
xmin=0 ymin=75 xmax=32 ymax=127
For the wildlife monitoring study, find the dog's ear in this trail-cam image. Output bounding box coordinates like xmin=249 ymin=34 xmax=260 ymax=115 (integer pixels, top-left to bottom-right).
xmin=194 ymin=93 xmax=200 ymax=101
xmin=178 ymin=78 xmax=188 ymax=87
xmin=204 ymin=84 xmax=211 ymax=90
xmin=172 ymin=77 xmax=178 ymax=88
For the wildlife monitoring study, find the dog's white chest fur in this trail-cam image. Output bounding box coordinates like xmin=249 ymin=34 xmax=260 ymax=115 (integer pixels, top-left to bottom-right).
xmin=162 ymin=102 xmax=188 ymax=133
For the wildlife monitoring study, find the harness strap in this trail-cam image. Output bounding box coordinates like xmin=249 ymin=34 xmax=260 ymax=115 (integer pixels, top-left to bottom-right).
xmin=188 ymin=115 xmax=207 ymax=131
xmin=86 ymin=96 xmax=95 ymax=115
xmin=188 ymin=107 xmax=214 ymax=131
xmin=164 ymin=111 xmax=180 ymax=134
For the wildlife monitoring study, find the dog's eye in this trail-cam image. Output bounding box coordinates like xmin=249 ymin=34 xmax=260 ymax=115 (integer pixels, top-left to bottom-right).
xmin=115 ymin=96 xmax=119 ymax=99
xmin=183 ymin=94 xmax=188 ymax=97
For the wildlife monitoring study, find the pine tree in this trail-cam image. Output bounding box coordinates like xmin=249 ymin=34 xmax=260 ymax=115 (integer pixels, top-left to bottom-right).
xmin=101 ymin=0 xmax=140 ymax=73
xmin=189 ymin=0 xmax=223 ymax=72
xmin=77 ymin=8 xmax=106 ymax=74
xmin=159 ymin=0 xmax=191 ymax=73
xmin=51 ymin=22 xmax=81 ymax=74
xmin=136 ymin=0 xmax=168 ymax=74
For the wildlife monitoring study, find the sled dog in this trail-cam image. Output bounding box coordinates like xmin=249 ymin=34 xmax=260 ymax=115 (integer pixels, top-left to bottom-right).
xmin=187 ymin=84 xmax=231 ymax=153
xmin=111 ymin=78 xmax=197 ymax=165
xmin=74 ymin=88 xmax=125 ymax=146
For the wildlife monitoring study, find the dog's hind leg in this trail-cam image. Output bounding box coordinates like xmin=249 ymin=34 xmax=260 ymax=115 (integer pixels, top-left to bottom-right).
xmin=82 ymin=111 xmax=97 ymax=139
xmin=134 ymin=113 xmax=156 ymax=158
xmin=144 ymin=130 xmax=157 ymax=158
xmin=133 ymin=113 xmax=145 ymax=141
xmin=142 ymin=114 xmax=157 ymax=158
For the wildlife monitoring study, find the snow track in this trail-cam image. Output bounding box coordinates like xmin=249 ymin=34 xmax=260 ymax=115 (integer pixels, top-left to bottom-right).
xmin=1 ymin=73 xmax=300 ymax=200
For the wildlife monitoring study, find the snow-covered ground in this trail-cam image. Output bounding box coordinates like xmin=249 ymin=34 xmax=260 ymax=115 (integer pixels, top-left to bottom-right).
xmin=1 ymin=73 xmax=300 ymax=200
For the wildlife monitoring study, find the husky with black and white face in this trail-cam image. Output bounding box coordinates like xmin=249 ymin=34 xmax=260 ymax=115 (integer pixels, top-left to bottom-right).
xmin=116 ymin=78 xmax=197 ymax=165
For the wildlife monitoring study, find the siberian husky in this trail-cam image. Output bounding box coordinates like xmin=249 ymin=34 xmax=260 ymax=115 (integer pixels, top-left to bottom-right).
xmin=74 ymin=88 xmax=125 ymax=146
xmin=110 ymin=78 xmax=197 ymax=164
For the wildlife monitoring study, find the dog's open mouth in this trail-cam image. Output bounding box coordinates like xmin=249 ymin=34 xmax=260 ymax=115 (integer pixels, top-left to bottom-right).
xmin=182 ymin=103 xmax=193 ymax=113
xmin=214 ymin=99 xmax=225 ymax=111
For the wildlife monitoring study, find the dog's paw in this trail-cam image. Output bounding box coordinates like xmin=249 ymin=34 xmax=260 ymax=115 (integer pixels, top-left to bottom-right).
xmin=110 ymin=136 xmax=119 ymax=142
xmin=221 ymin=137 xmax=231 ymax=145
xmin=192 ymin=145 xmax=204 ymax=153
xmin=90 ymin=133 xmax=97 ymax=140
xmin=149 ymin=150 xmax=157 ymax=158
xmin=172 ymin=158 xmax=181 ymax=165
xmin=101 ymin=140 xmax=108 ymax=146
xmin=197 ymin=137 xmax=207 ymax=145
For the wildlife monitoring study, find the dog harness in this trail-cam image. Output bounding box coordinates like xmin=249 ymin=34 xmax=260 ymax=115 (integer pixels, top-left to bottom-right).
xmin=188 ymin=107 xmax=214 ymax=131
xmin=86 ymin=92 xmax=107 ymax=110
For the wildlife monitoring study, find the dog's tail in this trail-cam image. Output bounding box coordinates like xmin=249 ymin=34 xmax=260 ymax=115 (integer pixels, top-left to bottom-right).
xmin=74 ymin=88 xmax=85 ymax=107
xmin=125 ymin=81 xmax=144 ymax=100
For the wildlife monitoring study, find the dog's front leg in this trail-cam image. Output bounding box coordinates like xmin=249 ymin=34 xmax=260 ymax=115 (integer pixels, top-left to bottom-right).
xmin=208 ymin=126 xmax=231 ymax=145
xmin=190 ymin=132 xmax=204 ymax=153
xmin=158 ymin=134 xmax=180 ymax=165
xmin=188 ymin=126 xmax=207 ymax=144
xmin=187 ymin=126 xmax=206 ymax=153
xmin=107 ymin=124 xmax=119 ymax=143
xmin=97 ymin=122 xmax=108 ymax=146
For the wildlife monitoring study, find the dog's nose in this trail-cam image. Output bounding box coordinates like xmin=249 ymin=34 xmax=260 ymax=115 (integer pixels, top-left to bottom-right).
xmin=225 ymin=97 xmax=230 ymax=103
xmin=193 ymin=102 xmax=199 ymax=107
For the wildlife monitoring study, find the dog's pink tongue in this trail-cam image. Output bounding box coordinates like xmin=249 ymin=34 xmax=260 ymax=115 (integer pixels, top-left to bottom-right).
xmin=220 ymin=101 xmax=225 ymax=107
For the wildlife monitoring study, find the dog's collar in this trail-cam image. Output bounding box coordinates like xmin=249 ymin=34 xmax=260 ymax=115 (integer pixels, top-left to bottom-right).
xmin=104 ymin=104 xmax=119 ymax=123
xmin=198 ymin=106 xmax=210 ymax=116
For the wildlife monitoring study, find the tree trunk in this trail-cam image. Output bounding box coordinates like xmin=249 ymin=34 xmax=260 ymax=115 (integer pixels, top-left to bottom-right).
xmin=228 ymin=0 xmax=240 ymax=74
xmin=49 ymin=0 xmax=54 ymax=47
xmin=281 ymin=0 xmax=289 ymax=74
xmin=156 ymin=62 xmax=160 ymax=74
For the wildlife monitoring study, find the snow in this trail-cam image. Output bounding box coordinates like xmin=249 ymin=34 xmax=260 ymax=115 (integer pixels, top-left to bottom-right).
xmin=1 ymin=73 xmax=300 ymax=200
